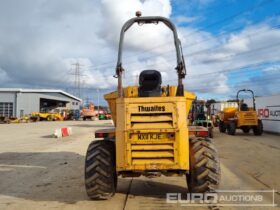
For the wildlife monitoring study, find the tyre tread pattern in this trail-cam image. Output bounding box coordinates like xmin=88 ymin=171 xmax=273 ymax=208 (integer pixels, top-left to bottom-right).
xmin=219 ymin=121 xmax=226 ymax=133
xmin=253 ymin=120 xmax=263 ymax=136
xmin=227 ymin=121 xmax=236 ymax=135
xmin=188 ymin=137 xmax=221 ymax=193
xmin=84 ymin=140 xmax=116 ymax=200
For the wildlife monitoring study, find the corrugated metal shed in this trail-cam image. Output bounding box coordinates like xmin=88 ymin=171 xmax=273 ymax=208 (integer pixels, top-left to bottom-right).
xmin=0 ymin=88 xmax=82 ymax=117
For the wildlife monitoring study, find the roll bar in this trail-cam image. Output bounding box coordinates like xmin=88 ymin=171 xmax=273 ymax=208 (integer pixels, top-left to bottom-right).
xmin=236 ymin=89 xmax=256 ymax=110
xmin=115 ymin=14 xmax=186 ymax=97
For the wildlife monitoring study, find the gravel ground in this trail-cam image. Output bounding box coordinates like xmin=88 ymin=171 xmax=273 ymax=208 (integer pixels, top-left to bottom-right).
xmin=0 ymin=121 xmax=279 ymax=210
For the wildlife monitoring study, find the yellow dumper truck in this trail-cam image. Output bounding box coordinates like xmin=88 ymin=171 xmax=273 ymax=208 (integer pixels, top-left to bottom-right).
xmin=84 ymin=13 xmax=220 ymax=199
xmin=219 ymin=89 xmax=263 ymax=135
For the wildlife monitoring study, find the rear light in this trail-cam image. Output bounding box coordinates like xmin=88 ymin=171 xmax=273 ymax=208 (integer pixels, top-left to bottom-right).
xmin=95 ymin=132 xmax=109 ymax=138
xmin=196 ymin=131 xmax=209 ymax=137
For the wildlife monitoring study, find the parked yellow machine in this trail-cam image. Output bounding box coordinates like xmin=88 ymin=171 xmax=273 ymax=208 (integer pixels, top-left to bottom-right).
xmin=84 ymin=13 xmax=220 ymax=200
xmin=31 ymin=112 xmax=64 ymax=121
xmin=219 ymin=89 xmax=263 ymax=135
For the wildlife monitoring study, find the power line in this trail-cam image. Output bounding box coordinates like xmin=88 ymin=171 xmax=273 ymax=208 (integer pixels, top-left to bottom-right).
xmin=88 ymin=21 xmax=280 ymax=75
xmin=188 ymin=74 xmax=280 ymax=93
xmin=81 ymin=75 xmax=280 ymax=101
xmin=79 ymin=70 xmax=280 ymax=102
xmin=170 ymin=60 xmax=280 ymax=82
xmin=88 ymin=0 xmax=275 ymax=70
xmin=126 ymin=41 xmax=280 ymax=77
xmin=186 ymin=61 xmax=280 ymax=78
xmin=125 ymin=62 xmax=280 ymax=87
xmin=86 ymin=45 xmax=273 ymax=82
xmin=88 ymin=1 xmax=232 ymax=67
xmin=78 ymin=1 xmax=279 ymax=97
xmin=196 ymin=41 xmax=280 ymax=64
xmin=86 ymin=58 xmax=280 ymax=88
xmin=192 ymin=70 xmax=280 ymax=89
xmin=132 ymin=19 xmax=280 ymax=64
xmin=80 ymin=62 xmax=280 ymax=94
xmin=125 ymin=28 xmax=280 ymax=71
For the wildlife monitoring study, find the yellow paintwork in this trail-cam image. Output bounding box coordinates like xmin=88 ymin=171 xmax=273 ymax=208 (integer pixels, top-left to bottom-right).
xmin=220 ymin=107 xmax=258 ymax=127
xmin=220 ymin=107 xmax=237 ymax=120
xmin=9 ymin=118 xmax=20 ymax=123
xmin=236 ymin=111 xmax=258 ymax=127
xmin=104 ymin=86 xmax=196 ymax=172
xmin=104 ymin=85 xmax=195 ymax=125
xmin=31 ymin=112 xmax=64 ymax=121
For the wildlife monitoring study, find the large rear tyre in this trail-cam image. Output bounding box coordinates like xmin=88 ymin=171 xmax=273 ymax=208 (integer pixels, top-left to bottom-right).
xmin=187 ymin=137 xmax=221 ymax=193
xmin=253 ymin=120 xmax=263 ymax=136
xmin=84 ymin=140 xmax=117 ymax=200
xmin=219 ymin=121 xmax=226 ymax=133
xmin=227 ymin=121 xmax=236 ymax=135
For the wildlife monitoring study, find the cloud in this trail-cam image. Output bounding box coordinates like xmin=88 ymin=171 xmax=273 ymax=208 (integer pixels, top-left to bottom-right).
xmin=0 ymin=0 xmax=279 ymax=104
xmin=197 ymin=24 xmax=280 ymax=66
xmin=186 ymin=23 xmax=280 ymax=97
xmin=234 ymin=65 xmax=280 ymax=96
xmin=173 ymin=15 xmax=200 ymax=24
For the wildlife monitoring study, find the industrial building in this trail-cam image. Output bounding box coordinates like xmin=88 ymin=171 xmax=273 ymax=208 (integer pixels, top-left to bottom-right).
xmin=0 ymin=88 xmax=82 ymax=118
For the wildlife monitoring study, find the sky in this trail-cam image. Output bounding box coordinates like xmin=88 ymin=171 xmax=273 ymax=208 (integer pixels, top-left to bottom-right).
xmin=0 ymin=0 xmax=280 ymax=105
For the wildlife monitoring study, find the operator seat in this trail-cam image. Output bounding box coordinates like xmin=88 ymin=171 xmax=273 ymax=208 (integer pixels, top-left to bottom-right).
xmin=139 ymin=70 xmax=162 ymax=97
xmin=240 ymin=103 xmax=249 ymax=111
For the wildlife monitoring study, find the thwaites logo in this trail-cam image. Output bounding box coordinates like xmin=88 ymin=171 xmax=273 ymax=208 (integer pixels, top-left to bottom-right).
xmin=138 ymin=105 xmax=165 ymax=112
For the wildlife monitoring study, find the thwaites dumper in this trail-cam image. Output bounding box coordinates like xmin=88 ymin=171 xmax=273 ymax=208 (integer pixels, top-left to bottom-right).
xmin=84 ymin=13 xmax=220 ymax=200
xmin=219 ymin=89 xmax=263 ymax=135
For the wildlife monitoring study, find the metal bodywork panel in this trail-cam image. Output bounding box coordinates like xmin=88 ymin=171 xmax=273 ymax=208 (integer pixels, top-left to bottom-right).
xmin=220 ymin=108 xmax=259 ymax=127
xmin=101 ymin=15 xmax=196 ymax=176
xmin=113 ymin=96 xmax=191 ymax=172
xmin=104 ymin=86 xmax=195 ymax=126
xmin=236 ymin=111 xmax=258 ymax=127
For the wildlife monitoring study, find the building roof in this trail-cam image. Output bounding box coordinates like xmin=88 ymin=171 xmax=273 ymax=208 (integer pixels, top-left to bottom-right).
xmin=0 ymin=88 xmax=82 ymax=102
